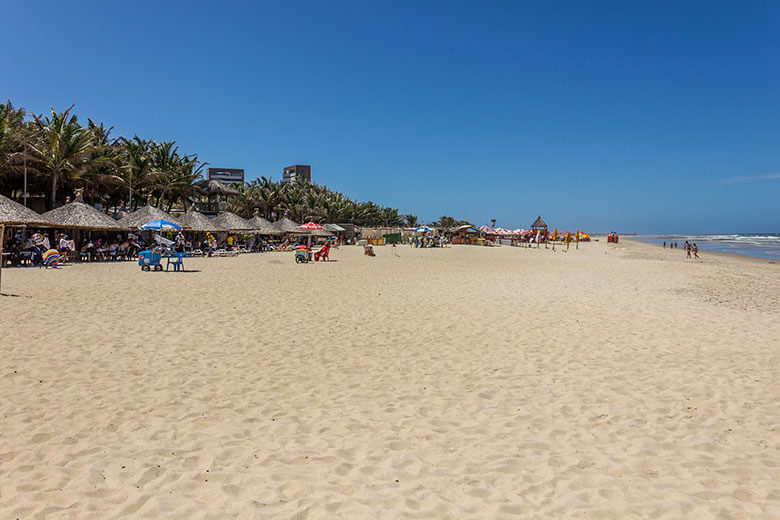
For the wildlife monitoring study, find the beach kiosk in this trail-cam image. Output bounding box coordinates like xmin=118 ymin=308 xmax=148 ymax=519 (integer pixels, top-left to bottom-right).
xmin=531 ymin=216 xmax=548 ymax=245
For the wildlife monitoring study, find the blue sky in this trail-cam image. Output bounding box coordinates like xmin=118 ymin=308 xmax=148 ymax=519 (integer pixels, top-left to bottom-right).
xmin=3 ymin=1 xmax=778 ymax=233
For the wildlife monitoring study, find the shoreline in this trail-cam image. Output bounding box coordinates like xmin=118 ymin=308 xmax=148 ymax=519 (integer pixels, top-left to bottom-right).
xmin=620 ymin=237 xmax=779 ymax=265
xmin=621 ymin=234 xmax=780 ymax=262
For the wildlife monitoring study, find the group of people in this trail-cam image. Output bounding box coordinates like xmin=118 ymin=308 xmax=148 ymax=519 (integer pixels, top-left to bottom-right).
xmin=410 ymin=235 xmax=449 ymax=248
xmin=663 ymin=240 xmax=699 ymax=259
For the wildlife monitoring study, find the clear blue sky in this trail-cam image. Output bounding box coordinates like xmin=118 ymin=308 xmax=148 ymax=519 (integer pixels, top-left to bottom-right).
xmin=3 ymin=1 xmax=778 ymax=233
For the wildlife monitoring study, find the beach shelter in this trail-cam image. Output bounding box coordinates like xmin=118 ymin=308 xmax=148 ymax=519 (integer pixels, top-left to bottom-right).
xmin=213 ymin=212 xmax=254 ymax=232
xmin=531 ymin=216 xmax=547 ymax=231
xmin=272 ymin=217 xmax=300 ymax=234
xmin=194 ymin=179 xmax=241 ymax=214
xmin=40 ymin=191 xmax=122 ymax=231
xmin=478 ymin=224 xmax=496 ymax=234
xmin=139 ymin=219 xmax=181 ymax=231
xmin=249 ymin=209 xmax=275 ymax=234
xmin=323 ymin=223 xmax=345 ymax=234
xmin=118 ymin=204 xmax=183 ymax=230
xmin=0 ymin=194 xmax=53 ymax=227
xmin=177 ymin=210 xmax=218 ymax=232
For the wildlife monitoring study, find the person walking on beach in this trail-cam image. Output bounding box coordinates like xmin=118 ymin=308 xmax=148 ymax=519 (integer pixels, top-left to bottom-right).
xmin=663 ymin=241 xmax=666 ymax=248
xmin=693 ymin=243 xmax=699 ymax=259
xmin=685 ymin=242 xmax=691 ymax=258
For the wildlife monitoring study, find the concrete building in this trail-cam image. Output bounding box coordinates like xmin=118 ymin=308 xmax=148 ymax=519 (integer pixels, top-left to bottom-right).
xmin=283 ymin=165 xmax=311 ymax=183
xmin=207 ymin=168 xmax=244 ymax=184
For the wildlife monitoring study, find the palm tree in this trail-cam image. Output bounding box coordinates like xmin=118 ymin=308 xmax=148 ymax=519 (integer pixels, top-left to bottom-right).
xmin=168 ymin=155 xmax=205 ymax=211
xmin=119 ymin=136 xmax=152 ymax=209
xmin=0 ymin=101 xmax=27 ymax=197
xmin=403 ymin=214 xmax=419 ymax=227
xmin=25 ymin=105 xmax=95 ymax=208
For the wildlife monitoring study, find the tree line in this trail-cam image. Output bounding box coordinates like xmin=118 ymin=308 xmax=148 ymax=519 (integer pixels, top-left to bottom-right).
xmin=0 ymin=101 xmax=432 ymax=227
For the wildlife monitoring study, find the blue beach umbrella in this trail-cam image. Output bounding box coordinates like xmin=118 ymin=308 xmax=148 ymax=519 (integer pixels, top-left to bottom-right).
xmin=414 ymin=225 xmax=434 ymax=233
xmin=138 ymin=219 xmax=182 ymax=231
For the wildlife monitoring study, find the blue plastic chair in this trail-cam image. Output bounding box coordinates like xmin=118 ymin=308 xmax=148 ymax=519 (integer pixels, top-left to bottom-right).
xmin=167 ymin=252 xmax=185 ymax=271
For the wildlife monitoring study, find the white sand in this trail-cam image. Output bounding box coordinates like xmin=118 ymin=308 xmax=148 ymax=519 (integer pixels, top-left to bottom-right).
xmin=0 ymin=240 xmax=778 ymax=519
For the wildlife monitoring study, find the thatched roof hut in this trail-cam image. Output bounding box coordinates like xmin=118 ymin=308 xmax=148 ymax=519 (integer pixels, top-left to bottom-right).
xmin=40 ymin=191 xmax=122 ymax=230
xmin=0 ymin=194 xmax=53 ymax=227
xmin=118 ymin=205 xmax=183 ymax=230
xmin=248 ymin=210 xmax=275 ymax=234
xmin=194 ymin=179 xmax=241 ymax=196
xmin=213 ymin=212 xmax=253 ymax=232
xmin=531 ymin=216 xmax=547 ymax=230
xmin=177 ymin=210 xmax=217 ymax=232
xmin=272 ymin=217 xmax=300 ymax=233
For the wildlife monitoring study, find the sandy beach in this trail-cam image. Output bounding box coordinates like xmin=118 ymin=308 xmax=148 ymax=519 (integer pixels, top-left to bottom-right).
xmin=0 ymin=240 xmax=777 ymax=519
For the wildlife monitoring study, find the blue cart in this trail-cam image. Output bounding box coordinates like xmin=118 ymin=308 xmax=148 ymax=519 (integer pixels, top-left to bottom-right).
xmin=138 ymin=249 xmax=163 ymax=271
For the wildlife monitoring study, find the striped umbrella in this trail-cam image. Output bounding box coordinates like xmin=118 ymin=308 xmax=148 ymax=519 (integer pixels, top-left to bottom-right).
xmin=42 ymin=249 xmax=60 ymax=267
xmin=297 ymin=221 xmax=324 ymax=230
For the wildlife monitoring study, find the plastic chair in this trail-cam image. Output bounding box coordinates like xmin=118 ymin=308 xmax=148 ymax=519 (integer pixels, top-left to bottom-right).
xmin=167 ymin=252 xmax=185 ymax=271
xmin=314 ymin=244 xmax=330 ymax=261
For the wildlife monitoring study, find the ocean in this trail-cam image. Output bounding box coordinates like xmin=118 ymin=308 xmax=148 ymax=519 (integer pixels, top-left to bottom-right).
xmin=632 ymin=234 xmax=780 ymax=261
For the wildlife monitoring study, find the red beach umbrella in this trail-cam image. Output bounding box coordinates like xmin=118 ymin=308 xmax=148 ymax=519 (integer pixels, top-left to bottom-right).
xmin=297 ymin=221 xmax=323 ymax=230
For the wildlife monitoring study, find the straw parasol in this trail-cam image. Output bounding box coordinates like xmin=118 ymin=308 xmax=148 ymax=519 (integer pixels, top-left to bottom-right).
xmin=0 ymin=194 xmax=53 ymax=227
xmin=40 ymin=190 xmax=122 ymax=230
xmin=272 ymin=217 xmax=300 ymax=233
xmin=194 ymin=179 xmax=241 ymax=196
xmin=531 ymin=216 xmax=547 ymax=230
xmin=213 ymin=211 xmax=254 ymax=232
xmin=248 ymin=209 xmax=275 ymax=234
xmin=118 ymin=204 xmax=183 ymax=230
xmin=177 ymin=210 xmax=217 ymax=232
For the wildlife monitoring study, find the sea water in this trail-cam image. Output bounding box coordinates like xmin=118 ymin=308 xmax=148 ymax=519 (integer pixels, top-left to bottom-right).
xmin=633 ymin=234 xmax=780 ymax=261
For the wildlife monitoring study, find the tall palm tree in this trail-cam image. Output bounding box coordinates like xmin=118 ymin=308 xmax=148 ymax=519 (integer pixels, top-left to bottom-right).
xmin=25 ymin=105 xmax=95 ymax=208
xmin=119 ymin=136 xmax=152 ymax=209
xmin=0 ymin=101 xmax=27 ymax=196
xmin=403 ymin=214 xmax=419 ymax=227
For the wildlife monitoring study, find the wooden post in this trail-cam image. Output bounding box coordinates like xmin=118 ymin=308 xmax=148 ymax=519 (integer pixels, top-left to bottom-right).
xmin=0 ymin=224 xmax=5 ymax=293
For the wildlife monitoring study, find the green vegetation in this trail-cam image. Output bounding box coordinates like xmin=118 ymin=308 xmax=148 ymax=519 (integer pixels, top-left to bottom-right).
xmin=0 ymin=101 xmax=418 ymax=226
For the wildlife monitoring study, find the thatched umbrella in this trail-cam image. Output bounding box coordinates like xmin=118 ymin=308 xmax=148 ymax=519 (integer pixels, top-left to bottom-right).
xmin=531 ymin=216 xmax=547 ymax=230
xmin=194 ymin=179 xmax=241 ymax=196
xmin=0 ymin=194 xmax=53 ymax=227
xmin=40 ymin=190 xmax=122 ymax=231
xmin=272 ymin=217 xmax=300 ymax=233
xmin=118 ymin=204 xmax=183 ymax=230
xmin=194 ymin=179 xmax=241 ymax=214
xmin=249 ymin=209 xmax=275 ymax=234
xmin=177 ymin=210 xmax=217 ymax=232
xmin=213 ymin=211 xmax=253 ymax=232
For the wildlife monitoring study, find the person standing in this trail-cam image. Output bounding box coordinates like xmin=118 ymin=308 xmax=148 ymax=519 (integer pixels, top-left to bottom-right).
xmin=693 ymin=243 xmax=699 ymax=259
